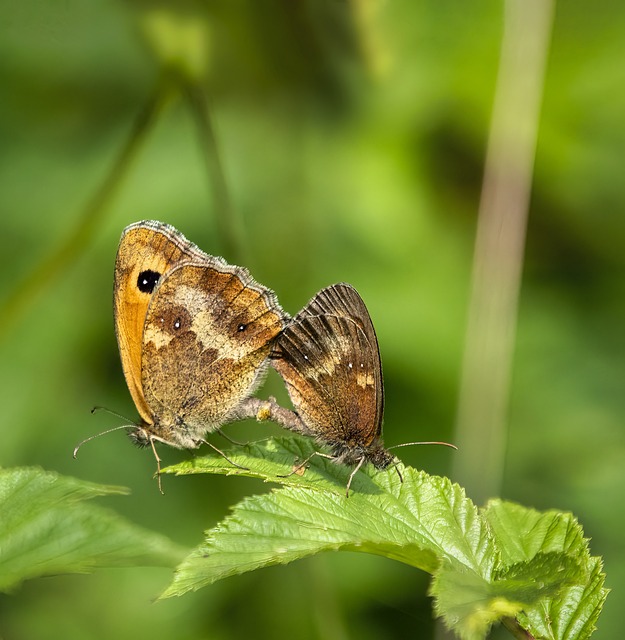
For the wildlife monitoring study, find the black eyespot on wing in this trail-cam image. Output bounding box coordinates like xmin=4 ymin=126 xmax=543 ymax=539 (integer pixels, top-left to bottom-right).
xmin=237 ymin=323 xmax=247 ymax=332
xmin=157 ymin=305 xmax=191 ymax=335
xmin=137 ymin=269 xmax=161 ymax=293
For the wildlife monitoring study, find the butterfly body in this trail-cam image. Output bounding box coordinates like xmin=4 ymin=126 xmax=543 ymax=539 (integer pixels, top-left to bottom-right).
xmin=328 ymin=439 xmax=394 ymax=470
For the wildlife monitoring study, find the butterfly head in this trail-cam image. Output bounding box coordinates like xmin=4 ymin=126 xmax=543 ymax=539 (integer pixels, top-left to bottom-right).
xmin=330 ymin=437 xmax=395 ymax=470
xmin=127 ymin=423 xmax=152 ymax=448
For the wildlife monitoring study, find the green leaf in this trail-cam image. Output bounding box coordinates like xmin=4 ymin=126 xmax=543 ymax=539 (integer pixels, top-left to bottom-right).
xmin=484 ymin=500 xmax=609 ymax=640
xmin=431 ymin=552 xmax=583 ymax=640
xmin=161 ymin=437 xmax=607 ymax=640
xmin=161 ymin=436 xmax=496 ymax=598
xmin=430 ymin=566 xmax=521 ymax=640
xmin=431 ymin=500 xmax=608 ymax=640
xmin=483 ymin=499 xmax=586 ymax=566
xmin=0 ymin=467 xmax=187 ymax=593
xmin=517 ymin=557 xmax=608 ymax=640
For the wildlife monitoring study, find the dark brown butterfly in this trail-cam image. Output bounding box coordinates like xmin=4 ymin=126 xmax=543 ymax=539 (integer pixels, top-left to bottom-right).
xmin=270 ymin=283 xmax=392 ymax=494
xmin=271 ymin=283 xmax=456 ymax=495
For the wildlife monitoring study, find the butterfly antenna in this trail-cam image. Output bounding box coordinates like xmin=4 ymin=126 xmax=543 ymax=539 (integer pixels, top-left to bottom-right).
xmin=73 ymin=424 xmax=132 ymax=458
xmin=386 ymin=442 xmax=456 ymax=485
xmin=91 ymin=406 xmax=134 ymax=422
xmin=387 ymin=441 xmax=458 ymax=451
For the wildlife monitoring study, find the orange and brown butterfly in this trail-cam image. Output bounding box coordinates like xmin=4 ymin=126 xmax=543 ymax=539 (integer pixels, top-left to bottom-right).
xmin=78 ymin=220 xmax=288 ymax=484
xmin=270 ymin=283 xmax=392 ymax=490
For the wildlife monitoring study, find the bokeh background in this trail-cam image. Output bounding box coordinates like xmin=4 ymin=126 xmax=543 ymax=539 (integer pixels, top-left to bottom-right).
xmin=1 ymin=1 xmax=623 ymax=639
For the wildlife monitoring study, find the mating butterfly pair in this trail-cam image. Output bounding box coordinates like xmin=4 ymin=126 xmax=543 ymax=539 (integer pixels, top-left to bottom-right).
xmin=77 ymin=221 xmax=413 ymax=494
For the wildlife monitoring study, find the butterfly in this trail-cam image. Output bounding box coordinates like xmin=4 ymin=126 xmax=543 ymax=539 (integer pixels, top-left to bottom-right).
xmin=76 ymin=220 xmax=288 ymax=488
xmin=271 ymin=283 xmax=393 ymax=494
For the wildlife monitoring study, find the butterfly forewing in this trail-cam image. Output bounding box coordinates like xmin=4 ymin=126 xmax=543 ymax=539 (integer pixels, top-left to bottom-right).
xmin=114 ymin=221 xmax=214 ymax=425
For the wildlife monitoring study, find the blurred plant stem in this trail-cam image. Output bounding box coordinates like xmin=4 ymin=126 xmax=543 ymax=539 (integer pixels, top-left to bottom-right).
xmin=139 ymin=8 xmax=245 ymax=262
xmin=0 ymin=9 xmax=245 ymax=338
xmin=452 ymin=0 xmax=555 ymax=503
xmin=0 ymin=84 xmax=171 ymax=338
xmin=184 ymin=83 xmax=246 ymax=265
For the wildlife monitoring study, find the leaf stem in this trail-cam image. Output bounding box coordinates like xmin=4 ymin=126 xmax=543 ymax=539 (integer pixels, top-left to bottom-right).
xmin=502 ymin=616 xmax=535 ymax=639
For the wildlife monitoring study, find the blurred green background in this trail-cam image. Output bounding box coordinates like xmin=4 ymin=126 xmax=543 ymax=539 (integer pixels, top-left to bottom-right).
xmin=0 ymin=1 xmax=623 ymax=638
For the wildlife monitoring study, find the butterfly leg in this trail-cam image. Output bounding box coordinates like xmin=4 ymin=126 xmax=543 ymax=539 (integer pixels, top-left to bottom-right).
xmin=393 ymin=462 xmax=404 ymax=483
xmin=215 ymin=428 xmax=248 ymax=447
xmin=198 ymin=439 xmax=249 ymax=470
xmin=277 ymin=450 xmax=338 ymax=480
xmin=148 ymin=436 xmax=165 ymax=494
xmin=277 ymin=450 xmax=321 ymax=478
xmin=345 ymin=456 xmax=366 ymax=498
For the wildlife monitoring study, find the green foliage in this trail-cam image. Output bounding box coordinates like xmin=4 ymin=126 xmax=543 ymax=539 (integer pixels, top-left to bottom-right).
xmin=162 ymin=437 xmax=607 ymax=639
xmin=0 ymin=467 xmax=187 ymax=593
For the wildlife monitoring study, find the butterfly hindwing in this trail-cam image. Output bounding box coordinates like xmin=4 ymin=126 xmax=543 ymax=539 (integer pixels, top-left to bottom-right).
xmin=272 ymin=283 xmax=384 ymax=451
xmin=142 ymin=261 xmax=286 ymax=436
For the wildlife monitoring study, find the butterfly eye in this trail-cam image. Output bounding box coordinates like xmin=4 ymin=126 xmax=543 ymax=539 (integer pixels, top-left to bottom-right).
xmin=137 ymin=270 xmax=161 ymax=293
